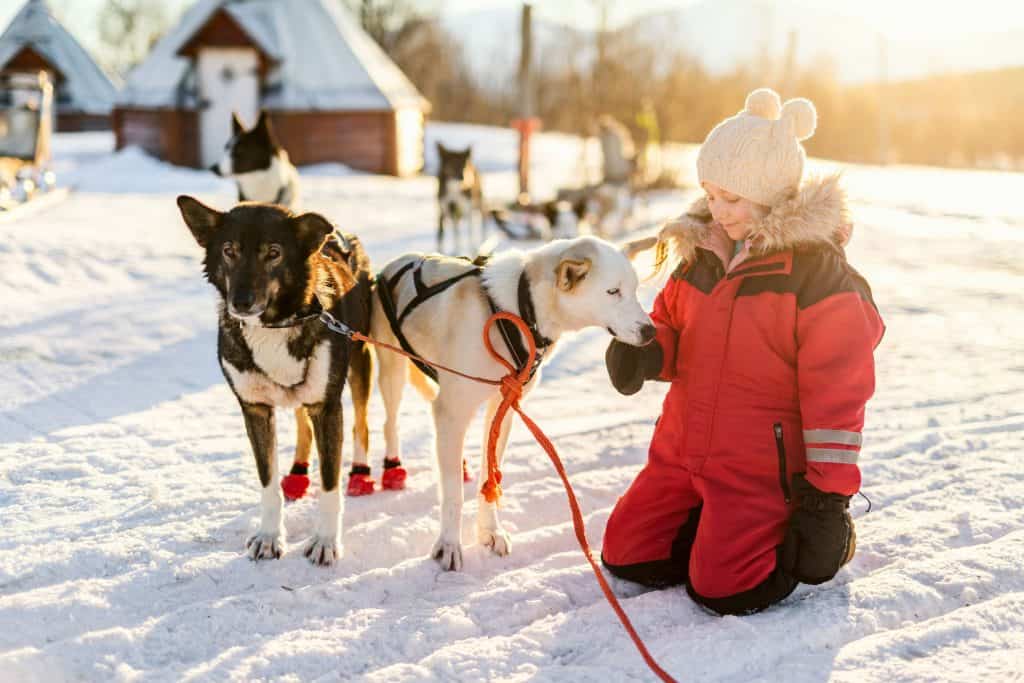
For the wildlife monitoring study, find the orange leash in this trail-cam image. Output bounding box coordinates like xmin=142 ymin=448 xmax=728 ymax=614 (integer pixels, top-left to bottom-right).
xmin=329 ymin=310 xmax=676 ymax=682
xmin=478 ymin=313 xmax=676 ymax=683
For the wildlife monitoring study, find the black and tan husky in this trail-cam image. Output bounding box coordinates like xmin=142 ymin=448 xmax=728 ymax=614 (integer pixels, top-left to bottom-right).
xmin=177 ymin=196 xmax=373 ymax=566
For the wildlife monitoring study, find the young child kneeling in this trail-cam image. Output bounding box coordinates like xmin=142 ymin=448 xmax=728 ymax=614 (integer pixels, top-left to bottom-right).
xmin=602 ymin=88 xmax=884 ymax=616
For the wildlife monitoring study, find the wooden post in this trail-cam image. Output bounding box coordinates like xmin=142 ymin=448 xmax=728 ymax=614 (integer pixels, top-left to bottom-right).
xmin=514 ymin=1 xmax=537 ymax=200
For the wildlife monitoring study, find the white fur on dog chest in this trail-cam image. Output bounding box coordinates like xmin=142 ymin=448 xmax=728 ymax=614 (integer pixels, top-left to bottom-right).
xmin=222 ymin=326 xmax=332 ymax=408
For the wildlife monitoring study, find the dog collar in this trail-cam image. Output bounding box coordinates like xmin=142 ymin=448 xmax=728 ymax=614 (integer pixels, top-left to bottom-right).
xmin=516 ymin=272 xmax=553 ymax=351
xmin=255 ymin=297 xmax=325 ymax=329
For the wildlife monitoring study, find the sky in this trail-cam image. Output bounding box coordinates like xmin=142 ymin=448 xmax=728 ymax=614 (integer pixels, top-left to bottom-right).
xmin=3 ymin=0 xmax=1024 ymax=64
xmin=431 ymin=0 xmax=1024 ymax=38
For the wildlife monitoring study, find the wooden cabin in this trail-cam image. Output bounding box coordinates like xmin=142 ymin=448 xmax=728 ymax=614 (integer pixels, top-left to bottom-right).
xmin=0 ymin=0 xmax=116 ymax=131
xmin=114 ymin=0 xmax=430 ymax=176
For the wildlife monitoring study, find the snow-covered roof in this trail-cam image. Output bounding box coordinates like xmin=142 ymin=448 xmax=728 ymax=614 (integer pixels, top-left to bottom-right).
xmin=0 ymin=0 xmax=118 ymax=115
xmin=117 ymin=0 xmax=428 ymax=112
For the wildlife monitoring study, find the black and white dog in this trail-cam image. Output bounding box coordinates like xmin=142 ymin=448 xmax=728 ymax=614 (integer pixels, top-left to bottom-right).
xmin=177 ymin=196 xmax=373 ymax=566
xmin=211 ymin=111 xmax=301 ymax=210
xmin=436 ymin=142 xmax=485 ymax=253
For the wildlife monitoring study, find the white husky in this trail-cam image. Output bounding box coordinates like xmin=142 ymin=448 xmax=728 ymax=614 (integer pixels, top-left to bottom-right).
xmin=365 ymin=236 xmax=654 ymax=570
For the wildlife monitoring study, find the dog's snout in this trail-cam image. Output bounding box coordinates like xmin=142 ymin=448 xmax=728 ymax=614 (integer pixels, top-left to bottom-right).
xmin=639 ymin=323 xmax=656 ymax=344
xmin=232 ymin=290 xmax=257 ymax=312
xmin=209 ymin=163 xmax=222 ymax=176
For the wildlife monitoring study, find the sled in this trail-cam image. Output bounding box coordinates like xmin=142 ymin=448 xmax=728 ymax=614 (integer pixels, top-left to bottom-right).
xmin=490 ymin=181 xmax=637 ymax=242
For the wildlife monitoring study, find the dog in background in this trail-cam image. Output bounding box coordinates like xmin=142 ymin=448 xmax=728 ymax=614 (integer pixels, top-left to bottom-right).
xmin=489 ymin=197 xmax=587 ymax=242
xmin=436 ymin=142 xmax=485 ymax=253
xmin=211 ymin=110 xmax=301 ymax=210
xmin=177 ymin=196 xmax=373 ymax=566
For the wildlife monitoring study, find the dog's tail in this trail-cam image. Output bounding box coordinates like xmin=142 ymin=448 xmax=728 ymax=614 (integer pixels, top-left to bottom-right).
xmin=407 ymin=361 xmax=438 ymax=401
xmin=475 ymin=233 xmax=500 ymax=264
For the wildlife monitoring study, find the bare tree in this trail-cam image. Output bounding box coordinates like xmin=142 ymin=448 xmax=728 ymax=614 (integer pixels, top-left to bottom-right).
xmin=589 ymin=0 xmax=614 ymax=117
xmin=340 ymin=0 xmax=435 ymax=53
xmin=97 ymin=0 xmax=169 ymax=75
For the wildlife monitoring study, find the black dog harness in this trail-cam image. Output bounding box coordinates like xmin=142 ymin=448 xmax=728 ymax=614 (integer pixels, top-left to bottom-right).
xmin=376 ymin=257 xmax=553 ymax=383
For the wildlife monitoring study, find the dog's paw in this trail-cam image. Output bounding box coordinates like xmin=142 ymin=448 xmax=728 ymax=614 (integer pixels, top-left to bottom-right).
xmin=381 ymin=465 xmax=407 ymax=490
xmin=281 ymin=473 xmax=310 ymax=501
xmin=346 ymin=472 xmax=376 ymax=496
xmin=303 ymin=535 xmax=342 ymax=566
xmin=431 ymin=537 xmax=463 ymax=571
xmin=477 ymin=526 xmax=512 ymax=556
xmin=246 ymin=532 xmax=284 ymax=561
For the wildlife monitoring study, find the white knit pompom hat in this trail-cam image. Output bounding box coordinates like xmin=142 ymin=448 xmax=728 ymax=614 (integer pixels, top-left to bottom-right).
xmin=696 ymin=88 xmax=817 ymax=206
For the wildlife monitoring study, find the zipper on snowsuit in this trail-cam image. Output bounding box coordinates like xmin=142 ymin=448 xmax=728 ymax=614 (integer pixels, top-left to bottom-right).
xmin=773 ymin=422 xmax=792 ymax=504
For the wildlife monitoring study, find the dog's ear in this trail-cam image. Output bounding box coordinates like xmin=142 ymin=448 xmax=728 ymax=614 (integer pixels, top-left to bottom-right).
xmin=463 ymin=145 xmax=472 ymax=159
xmin=436 ymin=141 xmax=448 ymax=157
xmin=293 ymin=212 xmax=334 ymax=255
xmin=256 ymin=110 xmax=280 ymax=146
xmin=231 ymin=111 xmax=244 ymax=135
xmin=555 ymin=256 xmax=592 ymax=292
xmin=177 ymin=195 xmax=223 ymax=248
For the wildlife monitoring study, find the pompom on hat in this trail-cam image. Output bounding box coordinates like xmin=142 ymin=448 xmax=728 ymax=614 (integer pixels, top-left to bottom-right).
xmin=697 ymin=88 xmax=817 ymax=206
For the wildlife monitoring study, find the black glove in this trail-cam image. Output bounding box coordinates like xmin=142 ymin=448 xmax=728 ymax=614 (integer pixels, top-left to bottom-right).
xmin=780 ymin=474 xmax=856 ymax=585
xmin=605 ymin=339 xmax=663 ymax=396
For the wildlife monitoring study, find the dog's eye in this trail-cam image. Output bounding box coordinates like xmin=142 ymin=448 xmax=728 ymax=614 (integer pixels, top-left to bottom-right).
xmin=267 ymin=245 xmax=282 ymax=261
xmin=222 ymin=243 xmax=236 ymax=259
xmin=607 ymin=288 xmax=620 ymax=296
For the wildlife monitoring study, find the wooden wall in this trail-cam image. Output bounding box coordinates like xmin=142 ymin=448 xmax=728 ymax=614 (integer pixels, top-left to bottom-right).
xmin=113 ymin=108 xmax=425 ymax=176
xmin=113 ymin=108 xmax=200 ymax=168
xmin=269 ymin=111 xmax=389 ymax=173
xmin=57 ymin=113 xmax=110 ymax=132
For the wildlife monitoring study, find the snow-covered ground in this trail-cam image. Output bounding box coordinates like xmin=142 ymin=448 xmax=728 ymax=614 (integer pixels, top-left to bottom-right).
xmin=1 ymin=124 xmax=1022 ymax=682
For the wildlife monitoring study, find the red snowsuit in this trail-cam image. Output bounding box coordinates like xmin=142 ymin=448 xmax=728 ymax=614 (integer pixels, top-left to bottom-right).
xmin=602 ymin=177 xmax=884 ymax=612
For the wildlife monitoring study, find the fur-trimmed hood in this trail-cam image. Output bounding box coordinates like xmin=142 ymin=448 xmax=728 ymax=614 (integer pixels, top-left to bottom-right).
xmin=654 ymin=174 xmax=851 ymax=267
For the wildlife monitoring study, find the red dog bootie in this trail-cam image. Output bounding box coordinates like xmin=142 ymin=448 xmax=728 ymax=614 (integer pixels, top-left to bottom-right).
xmin=347 ymin=464 xmax=376 ymax=496
xmin=281 ymin=463 xmax=311 ymax=501
xmin=462 ymin=458 xmax=473 ymax=483
xmin=381 ymin=457 xmax=407 ymax=490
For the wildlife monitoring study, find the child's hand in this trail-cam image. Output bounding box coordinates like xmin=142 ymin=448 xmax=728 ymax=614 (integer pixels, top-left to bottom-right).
xmin=605 ymin=339 xmax=663 ymax=395
xmin=780 ymin=474 xmax=856 ymax=584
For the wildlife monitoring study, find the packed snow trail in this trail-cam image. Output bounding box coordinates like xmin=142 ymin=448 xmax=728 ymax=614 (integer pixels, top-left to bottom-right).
xmin=1 ymin=127 xmax=1022 ymax=682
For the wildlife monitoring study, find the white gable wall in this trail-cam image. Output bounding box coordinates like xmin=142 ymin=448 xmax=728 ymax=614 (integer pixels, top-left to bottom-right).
xmin=197 ymin=47 xmax=259 ymax=167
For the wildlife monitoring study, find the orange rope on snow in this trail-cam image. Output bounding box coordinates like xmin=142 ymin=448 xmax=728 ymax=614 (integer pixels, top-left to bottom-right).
xmin=347 ymin=312 xmax=677 ymax=683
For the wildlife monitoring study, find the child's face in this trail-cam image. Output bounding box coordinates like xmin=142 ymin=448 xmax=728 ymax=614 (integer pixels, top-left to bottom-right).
xmin=702 ymin=182 xmax=767 ymax=241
